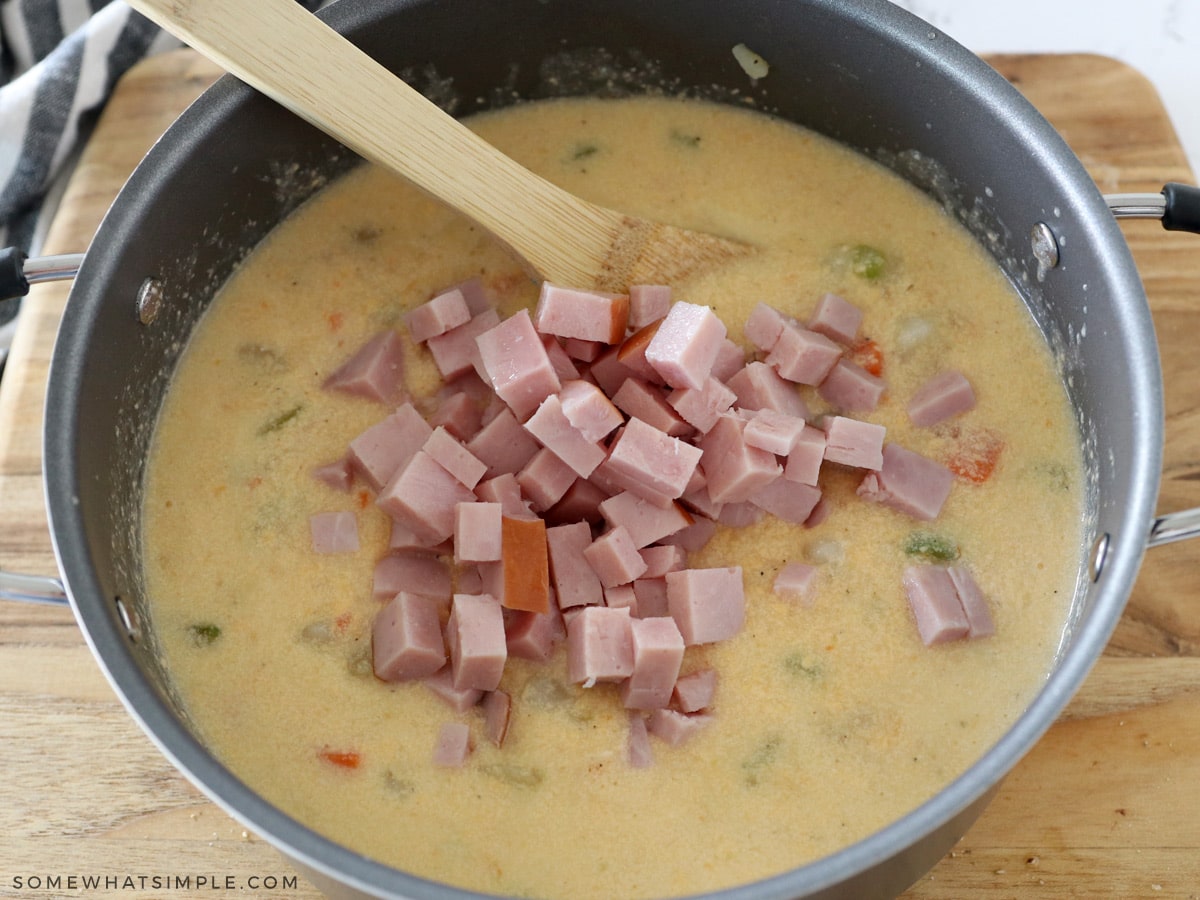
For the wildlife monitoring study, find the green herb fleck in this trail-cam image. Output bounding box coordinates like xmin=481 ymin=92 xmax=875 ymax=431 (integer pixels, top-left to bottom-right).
xmin=742 ymin=734 xmax=782 ymax=786
xmin=481 ymin=763 xmax=545 ymax=788
xmin=783 ymin=651 xmax=822 ymax=679
xmin=669 ymin=129 xmax=703 ymax=149
xmin=903 ymin=531 xmax=960 ymax=561
xmin=187 ymin=622 xmax=221 ymax=647
xmin=848 ymin=244 xmax=887 ymax=280
xmin=568 ymin=142 xmax=600 ymax=162
xmin=1034 ymin=460 xmax=1072 ymax=491
xmin=383 ymin=771 xmax=416 ymax=798
xmin=257 ymin=404 xmax=303 ymax=435
xmin=236 ymin=343 xmax=288 ymax=374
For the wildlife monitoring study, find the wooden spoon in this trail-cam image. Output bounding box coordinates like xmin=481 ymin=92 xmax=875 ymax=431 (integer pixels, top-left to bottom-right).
xmin=125 ymin=0 xmax=751 ymax=292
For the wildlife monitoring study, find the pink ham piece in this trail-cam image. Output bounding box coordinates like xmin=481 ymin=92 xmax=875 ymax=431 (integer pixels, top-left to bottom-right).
xmin=558 ymin=379 xmax=624 ymax=443
xmin=605 ymin=584 xmax=638 ymax=613
xmin=534 ymin=283 xmax=630 ymax=344
xmin=583 ymin=525 xmax=649 ymax=588
xmin=902 ymin=565 xmax=970 ymax=645
xmin=475 ymin=309 xmax=562 ymax=421
xmin=424 ymin=426 xmax=487 ymax=489
xmin=617 ymin=321 xmax=666 ymax=385
xmin=483 ymin=690 xmax=512 ymax=748
xmin=783 ymin=425 xmax=827 ymax=487
xmin=743 ymin=409 xmax=808 ymax=456
xmin=646 ymin=708 xmax=712 ymax=746
xmin=823 ymin=415 xmax=885 ymax=470
xmin=546 ymin=521 xmax=604 ymax=609
xmin=640 ymin=544 xmax=686 ymax=579
xmin=541 ymin=335 xmax=581 ymax=382
xmin=857 ymin=443 xmax=955 ymax=521
xmin=666 ymin=566 xmax=745 ymax=645
xmin=605 ymin=417 xmax=703 ymax=502
xmin=475 ymin=472 xmax=536 ymax=520
xmin=766 ymin=320 xmax=842 ymax=385
xmin=620 ymin=617 xmax=686 ymax=710
xmin=427 ymin=391 xmax=483 ymax=442
xmin=372 ymin=591 xmax=447 ymax=681
xmin=598 ymin=491 xmax=692 ymax=549
xmin=454 ymin=501 xmax=502 ymax=563
xmin=658 ymin=515 xmax=718 ymax=553
xmin=818 ymin=358 xmax=886 ymax=412
xmin=644 ymin=301 xmax=728 ymax=390
xmin=347 ymin=402 xmax=432 ymax=492
xmin=426 ymin=309 xmax=500 ymax=381
xmin=372 ymin=552 xmax=452 ymax=602
xmin=587 ymin=346 xmax=635 ymax=397
xmin=562 ymin=337 xmax=604 ymax=363
xmin=749 ymin=479 xmax=821 ymax=524
xmin=726 ymin=361 xmax=810 ymax=419
xmin=446 ymin=593 xmax=507 ymax=691
xmin=404 ymin=287 xmax=471 ymax=343
xmin=718 ymin=501 xmax=764 ymax=528
xmin=773 ymin=562 xmax=817 ymax=603
xmin=628 ymin=284 xmax=671 ymax=329
xmin=672 ymin=669 xmax=717 ymax=713
xmin=424 ymin=667 xmax=484 ymax=713
xmin=432 ymin=721 xmax=472 ymax=767
xmin=466 ymin=407 xmax=542 ymax=478
xmin=323 ymin=329 xmax=405 ymax=404
xmin=668 ymin=377 xmax=736 ymax=433
xmin=516 ymin=447 xmax=578 ymax=512
xmin=312 ymin=457 xmax=353 ymax=492
xmin=628 ymin=713 xmax=654 ymax=768
xmin=524 ymin=393 xmax=608 ymax=478
xmin=743 ymin=302 xmax=791 ymax=353
xmin=566 ymin=605 xmax=635 ymax=685
xmin=378 ymin=450 xmax=477 ymax=544
xmin=611 ymin=378 xmax=693 ymax=438
xmin=310 ymin=511 xmax=359 ymax=554
xmin=907 ymin=370 xmax=977 ymax=427
xmin=545 ymin=478 xmax=608 ymax=526
xmin=807 ymin=292 xmax=862 ymax=345
xmin=505 ymin=607 xmax=567 ymax=662
xmin=947 ymin=565 xmax=996 ymax=639
xmin=632 ymin=577 xmax=670 ymax=618
xmin=698 ymin=414 xmax=782 ymax=504
xmin=446 ymin=276 xmax=493 ymax=316
xmin=711 ymin=338 xmax=747 ymax=383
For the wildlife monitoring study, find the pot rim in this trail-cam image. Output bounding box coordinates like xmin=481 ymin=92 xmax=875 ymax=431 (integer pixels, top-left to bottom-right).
xmin=42 ymin=0 xmax=1163 ymax=897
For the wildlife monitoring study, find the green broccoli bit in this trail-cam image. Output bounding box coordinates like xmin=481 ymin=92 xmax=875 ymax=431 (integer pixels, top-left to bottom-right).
xmin=187 ymin=622 xmax=222 ymax=647
xmin=257 ymin=403 xmax=302 ymax=435
xmin=903 ymin=531 xmax=960 ymax=561
xmin=849 ymin=244 xmax=887 ymax=280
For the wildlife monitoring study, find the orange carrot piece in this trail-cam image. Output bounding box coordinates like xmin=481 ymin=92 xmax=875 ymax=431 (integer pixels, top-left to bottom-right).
xmin=945 ymin=429 xmax=1004 ymax=484
xmin=501 ymin=516 xmax=550 ymax=613
xmin=849 ymin=338 xmax=884 ymax=377
xmin=318 ymin=747 xmax=361 ymax=769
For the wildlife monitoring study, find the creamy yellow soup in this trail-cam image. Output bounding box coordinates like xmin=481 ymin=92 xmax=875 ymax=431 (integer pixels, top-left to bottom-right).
xmin=142 ymin=96 xmax=1083 ymax=899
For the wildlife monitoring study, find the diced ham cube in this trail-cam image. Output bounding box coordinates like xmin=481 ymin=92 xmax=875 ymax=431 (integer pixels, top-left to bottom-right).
xmin=698 ymin=414 xmax=782 ymax=504
xmin=516 ymin=448 xmax=578 ymax=512
xmin=711 ymin=338 xmax=746 ymax=383
xmin=348 ymin=403 xmax=432 ymax=492
xmin=505 ymin=607 xmax=567 ymax=662
xmin=599 ymin=491 xmax=693 ymax=549
xmin=590 ymin=456 xmax=677 ymax=508
xmin=718 ymin=501 xmax=765 ymax=528
xmin=743 ymin=409 xmax=808 ymax=456
xmin=604 ymin=583 xmax=638 ymax=613
xmin=666 ymin=566 xmax=745 ymax=645
xmin=323 ymin=329 xmax=405 ymax=404
xmin=807 ymin=292 xmax=862 ymax=345
xmin=620 ymin=617 xmax=686 ymax=710
xmin=857 ymin=443 xmax=955 ymax=521
xmin=823 ymin=415 xmax=886 ymax=470
xmin=658 ymin=516 xmax=718 ymax=553
xmin=668 ymin=377 xmax=736 ymax=433
xmin=628 ymin=713 xmax=654 ymax=768
xmin=605 ymin=417 xmax=703 ymax=501
xmin=534 ymin=283 xmax=630 ymax=344
xmin=628 ymin=284 xmax=671 ymax=329
xmin=632 ymin=577 xmax=670 ymax=618
xmin=743 ymin=302 xmax=791 ymax=353
xmin=616 ymin=321 xmax=666 ymax=384
xmin=475 ymin=472 xmax=536 ymax=520
xmin=500 ymin=516 xmax=551 ymax=613
xmin=372 ymin=552 xmax=452 ymax=602
xmin=583 ymin=525 xmax=649 ymax=588
xmin=545 ymin=521 xmax=604 ymax=609
xmin=611 ymin=378 xmax=692 ymax=438
xmin=426 ymin=309 xmax=500 ymax=381
xmin=947 ymin=565 xmax=995 ymax=639
xmin=818 ymin=358 xmax=886 ymax=412
xmin=432 ymin=721 xmax=472 ymax=767
xmin=749 ymin=479 xmax=822 ymax=524
xmin=378 ymin=450 xmax=477 ymax=544
xmin=767 ymin=320 xmax=843 ymax=385
xmin=424 ymin=666 xmax=484 ymax=712
xmin=476 ymin=309 xmax=562 ymax=421
xmin=372 ymin=591 xmax=446 ymax=681
xmin=404 ymin=288 xmax=471 ymax=343
xmin=566 ymin=605 xmax=635 ymax=684
xmin=587 ymin=346 xmax=635 ymax=397
xmin=544 ymin=478 xmax=608 ymax=526
xmin=541 ymin=335 xmax=582 ymax=382
xmin=645 ymin=301 xmax=728 ymax=390
xmin=524 ymin=393 xmax=608 ymax=477
xmin=446 ymin=593 xmax=507 ymax=691
xmin=466 ymin=407 xmax=542 ymax=478
xmin=427 ymin=391 xmax=483 ymax=442
xmin=310 ymin=511 xmax=359 ymax=554
xmin=455 ymin=501 xmax=502 ymax=563
xmin=672 ymin=669 xmax=717 ymax=713
xmin=773 ymin=562 xmax=818 ymax=603
xmin=804 ymin=495 xmax=833 ymax=529
xmin=784 ymin=425 xmax=827 ymax=486
xmin=445 ymin=276 xmax=493 ymax=316
xmin=562 ymin=337 xmax=605 ymax=362
xmin=424 ymin=426 xmax=487 ymax=489
xmin=312 ymin=457 xmax=353 ymax=492
xmin=726 ymin=361 xmax=810 ymax=419
xmin=902 ymin=565 xmax=970 ymax=646
xmin=646 ymin=708 xmax=712 ymax=746
xmin=907 ymin=370 xmax=976 ymax=427
xmin=483 ymin=690 xmax=512 ymax=748
xmin=640 ymin=544 xmax=686 ymax=579
xmin=558 ymin=379 xmax=624 ymax=443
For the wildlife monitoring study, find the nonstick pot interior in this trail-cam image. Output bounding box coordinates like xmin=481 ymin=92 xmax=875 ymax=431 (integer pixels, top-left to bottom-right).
xmin=44 ymin=0 xmax=1161 ymax=897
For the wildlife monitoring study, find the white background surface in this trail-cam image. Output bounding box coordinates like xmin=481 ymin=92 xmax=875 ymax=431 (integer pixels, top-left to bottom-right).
xmin=889 ymin=0 xmax=1200 ymax=174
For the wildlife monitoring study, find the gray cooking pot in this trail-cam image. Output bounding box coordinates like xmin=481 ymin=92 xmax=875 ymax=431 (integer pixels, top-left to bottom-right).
xmin=10 ymin=0 xmax=1196 ymax=896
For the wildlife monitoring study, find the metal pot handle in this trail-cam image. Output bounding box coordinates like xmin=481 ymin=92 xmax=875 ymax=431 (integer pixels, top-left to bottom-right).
xmin=0 ymin=569 xmax=68 ymax=605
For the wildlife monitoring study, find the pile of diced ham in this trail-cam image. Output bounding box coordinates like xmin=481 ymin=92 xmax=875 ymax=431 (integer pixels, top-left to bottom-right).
xmin=309 ymin=275 xmax=993 ymax=768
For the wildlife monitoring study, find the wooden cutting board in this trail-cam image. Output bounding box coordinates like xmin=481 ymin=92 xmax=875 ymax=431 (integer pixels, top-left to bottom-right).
xmin=1 ymin=49 xmax=1198 ymax=898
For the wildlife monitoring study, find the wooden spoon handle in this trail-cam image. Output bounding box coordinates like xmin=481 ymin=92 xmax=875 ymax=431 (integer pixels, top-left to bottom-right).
xmin=126 ymin=0 xmax=615 ymax=285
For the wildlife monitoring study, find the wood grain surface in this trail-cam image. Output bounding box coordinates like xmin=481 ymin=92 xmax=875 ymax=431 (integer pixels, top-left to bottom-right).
xmin=1 ymin=49 xmax=1198 ymax=899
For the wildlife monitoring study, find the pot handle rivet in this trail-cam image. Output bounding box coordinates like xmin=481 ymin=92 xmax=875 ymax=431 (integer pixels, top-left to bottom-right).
xmin=114 ymin=595 xmax=141 ymax=642
xmin=1030 ymin=222 xmax=1059 ymax=278
xmin=1089 ymin=532 xmax=1110 ymax=582
xmin=137 ymin=277 xmax=165 ymax=326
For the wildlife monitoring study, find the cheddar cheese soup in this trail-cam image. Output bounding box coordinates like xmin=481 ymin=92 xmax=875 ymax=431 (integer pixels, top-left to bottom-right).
xmin=142 ymin=96 xmax=1083 ymax=898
